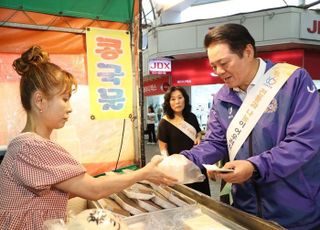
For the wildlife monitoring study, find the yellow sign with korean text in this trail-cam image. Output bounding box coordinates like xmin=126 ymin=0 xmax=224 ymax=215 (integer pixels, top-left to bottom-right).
xmin=86 ymin=27 xmax=133 ymax=119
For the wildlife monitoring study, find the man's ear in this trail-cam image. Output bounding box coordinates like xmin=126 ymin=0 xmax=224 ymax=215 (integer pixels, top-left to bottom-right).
xmin=244 ymin=44 xmax=254 ymax=58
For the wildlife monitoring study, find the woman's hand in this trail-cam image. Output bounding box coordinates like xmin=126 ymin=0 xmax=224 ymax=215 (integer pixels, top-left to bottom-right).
xmin=194 ymin=132 xmax=202 ymax=145
xmin=142 ymin=155 xmax=178 ymax=186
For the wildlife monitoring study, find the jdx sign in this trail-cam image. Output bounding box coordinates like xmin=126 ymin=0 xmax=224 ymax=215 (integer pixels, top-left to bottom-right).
xmin=149 ymin=58 xmax=171 ymax=75
xmin=307 ymin=20 xmax=320 ymax=34
xmin=300 ymin=13 xmax=320 ymax=41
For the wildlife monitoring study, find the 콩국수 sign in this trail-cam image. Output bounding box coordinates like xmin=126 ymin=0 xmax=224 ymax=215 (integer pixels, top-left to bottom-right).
xmin=86 ymin=28 xmax=133 ymax=119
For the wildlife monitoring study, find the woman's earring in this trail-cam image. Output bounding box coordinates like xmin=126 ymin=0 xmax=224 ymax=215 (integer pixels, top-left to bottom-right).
xmin=39 ymin=109 xmax=43 ymax=113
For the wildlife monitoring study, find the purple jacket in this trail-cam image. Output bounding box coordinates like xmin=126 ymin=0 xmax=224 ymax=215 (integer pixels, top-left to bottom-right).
xmin=182 ymin=60 xmax=320 ymax=229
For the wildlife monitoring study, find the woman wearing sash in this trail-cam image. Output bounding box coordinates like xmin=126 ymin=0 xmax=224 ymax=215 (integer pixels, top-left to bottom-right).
xmin=180 ymin=24 xmax=320 ymax=229
xmin=157 ymin=86 xmax=211 ymax=196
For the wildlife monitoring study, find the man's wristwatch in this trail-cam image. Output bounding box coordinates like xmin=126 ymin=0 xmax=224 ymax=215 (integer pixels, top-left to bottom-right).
xmin=252 ymin=164 xmax=260 ymax=179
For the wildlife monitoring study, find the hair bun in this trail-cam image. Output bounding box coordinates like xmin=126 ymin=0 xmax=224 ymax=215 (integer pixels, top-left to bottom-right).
xmin=13 ymin=45 xmax=49 ymax=75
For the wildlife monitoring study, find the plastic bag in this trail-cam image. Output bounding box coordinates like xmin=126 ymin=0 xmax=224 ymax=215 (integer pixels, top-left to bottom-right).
xmin=157 ymin=154 xmax=205 ymax=184
xmin=67 ymin=209 xmax=128 ymax=229
xmin=43 ymin=209 xmax=128 ymax=230
xmin=42 ymin=219 xmax=67 ymax=230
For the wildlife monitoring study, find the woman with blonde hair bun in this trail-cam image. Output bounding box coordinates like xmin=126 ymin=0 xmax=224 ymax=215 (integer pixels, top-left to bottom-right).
xmin=0 ymin=46 xmax=176 ymax=229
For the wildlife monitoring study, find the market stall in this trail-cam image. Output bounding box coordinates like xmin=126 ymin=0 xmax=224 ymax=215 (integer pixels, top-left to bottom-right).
xmin=0 ymin=1 xmax=286 ymax=229
xmin=0 ymin=0 xmax=144 ymax=173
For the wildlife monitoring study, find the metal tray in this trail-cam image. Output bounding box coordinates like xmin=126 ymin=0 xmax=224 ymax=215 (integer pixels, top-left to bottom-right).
xmin=123 ymin=204 xmax=247 ymax=229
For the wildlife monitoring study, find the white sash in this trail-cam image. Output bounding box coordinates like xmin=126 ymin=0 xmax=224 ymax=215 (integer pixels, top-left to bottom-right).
xmin=227 ymin=63 xmax=298 ymax=161
xmin=163 ymin=115 xmax=197 ymax=142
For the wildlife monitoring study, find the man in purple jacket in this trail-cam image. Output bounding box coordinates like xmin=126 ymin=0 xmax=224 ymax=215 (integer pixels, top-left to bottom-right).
xmin=181 ymin=23 xmax=320 ymax=229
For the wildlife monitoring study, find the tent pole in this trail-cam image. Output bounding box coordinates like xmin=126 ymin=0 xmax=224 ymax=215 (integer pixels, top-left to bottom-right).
xmin=0 ymin=21 xmax=85 ymax=34
xmin=139 ymin=0 xmax=146 ymax=167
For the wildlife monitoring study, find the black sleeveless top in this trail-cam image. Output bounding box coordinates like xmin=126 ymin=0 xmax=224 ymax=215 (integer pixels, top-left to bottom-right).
xmin=157 ymin=113 xmax=210 ymax=196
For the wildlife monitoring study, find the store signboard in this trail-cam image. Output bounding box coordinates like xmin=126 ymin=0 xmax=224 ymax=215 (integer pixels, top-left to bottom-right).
xmin=171 ymin=58 xmax=224 ymax=86
xmin=300 ymin=13 xmax=320 ymax=41
xmin=144 ymin=77 xmax=170 ymax=96
xmin=149 ymin=58 xmax=171 ymax=75
xmin=259 ymin=49 xmax=304 ymax=67
xmin=171 ymin=49 xmax=314 ymax=86
xmin=86 ymin=28 xmax=133 ymax=120
xmin=260 ymin=49 xmax=320 ymax=80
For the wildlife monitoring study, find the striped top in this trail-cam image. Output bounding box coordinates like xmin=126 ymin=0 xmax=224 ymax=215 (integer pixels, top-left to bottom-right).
xmin=0 ymin=132 xmax=86 ymax=230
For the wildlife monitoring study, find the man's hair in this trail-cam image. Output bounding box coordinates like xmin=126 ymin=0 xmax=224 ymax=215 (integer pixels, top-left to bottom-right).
xmin=204 ymin=23 xmax=257 ymax=58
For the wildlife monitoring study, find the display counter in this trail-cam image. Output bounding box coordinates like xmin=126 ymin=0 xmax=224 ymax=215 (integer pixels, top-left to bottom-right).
xmin=171 ymin=184 xmax=285 ymax=230
xmin=67 ymin=183 xmax=285 ymax=230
